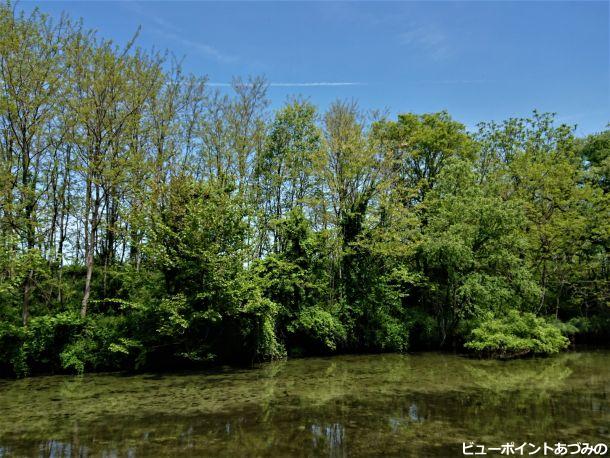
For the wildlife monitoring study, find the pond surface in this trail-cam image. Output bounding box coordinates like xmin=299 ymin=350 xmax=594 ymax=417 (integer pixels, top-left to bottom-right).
xmin=0 ymin=350 xmax=608 ymax=457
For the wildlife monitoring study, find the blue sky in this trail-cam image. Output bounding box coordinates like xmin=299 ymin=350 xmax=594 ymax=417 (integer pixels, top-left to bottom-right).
xmin=20 ymin=1 xmax=610 ymax=135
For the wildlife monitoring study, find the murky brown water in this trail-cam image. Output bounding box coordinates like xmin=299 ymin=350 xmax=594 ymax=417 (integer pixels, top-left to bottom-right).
xmin=0 ymin=350 xmax=608 ymax=457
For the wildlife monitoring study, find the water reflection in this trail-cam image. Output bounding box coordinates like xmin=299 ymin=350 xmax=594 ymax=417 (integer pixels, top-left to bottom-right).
xmin=311 ymin=423 xmax=345 ymax=457
xmin=0 ymin=351 xmax=607 ymax=457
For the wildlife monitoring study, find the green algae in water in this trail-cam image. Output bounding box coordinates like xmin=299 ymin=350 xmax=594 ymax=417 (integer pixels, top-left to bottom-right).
xmin=0 ymin=351 xmax=608 ymax=457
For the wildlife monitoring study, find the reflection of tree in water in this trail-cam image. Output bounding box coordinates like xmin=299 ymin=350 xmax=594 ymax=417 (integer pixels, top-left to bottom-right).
xmin=463 ymin=353 xmax=574 ymax=393
xmin=406 ymin=353 xmax=606 ymax=448
xmin=388 ymin=402 xmax=425 ymax=433
xmin=0 ymin=351 xmax=607 ymax=457
xmin=453 ymin=352 xmax=576 ymax=436
xmin=310 ymin=422 xmax=346 ymax=457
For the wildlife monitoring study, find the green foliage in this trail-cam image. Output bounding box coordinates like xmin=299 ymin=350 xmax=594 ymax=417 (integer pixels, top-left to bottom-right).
xmin=373 ymin=314 xmax=410 ymax=353
xmin=0 ymin=312 xmax=83 ymax=376
xmin=240 ymin=281 xmax=286 ymax=361
xmin=567 ymin=315 xmax=610 ymax=342
xmin=580 ymin=128 xmax=610 ymax=192
xmin=464 ymin=310 xmax=571 ymax=357
xmin=419 ymin=158 xmax=540 ymax=344
xmin=0 ymin=2 xmax=607 ymax=377
xmin=290 ymin=307 xmax=346 ymax=352
xmin=404 ymin=308 xmax=439 ymax=350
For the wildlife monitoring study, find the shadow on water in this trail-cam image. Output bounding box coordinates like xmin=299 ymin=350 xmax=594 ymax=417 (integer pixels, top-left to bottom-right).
xmin=0 ymin=351 xmax=607 ymax=457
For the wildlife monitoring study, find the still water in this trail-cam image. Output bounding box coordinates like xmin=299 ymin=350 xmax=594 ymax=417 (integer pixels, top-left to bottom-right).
xmin=0 ymin=351 xmax=607 ymax=457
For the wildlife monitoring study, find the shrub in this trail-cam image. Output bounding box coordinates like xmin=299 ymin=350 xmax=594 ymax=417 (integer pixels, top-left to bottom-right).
xmin=0 ymin=312 xmax=85 ymax=376
xmin=289 ymin=306 xmax=346 ymax=352
xmin=464 ymin=310 xmax=571 ymax=358
xmin=59 ymin=314 xmax=138 ymax=374
xmin=373 ymin=315 xmax=410 ymax=352
xmin=566 ymin=315 xmax=610 ymax=343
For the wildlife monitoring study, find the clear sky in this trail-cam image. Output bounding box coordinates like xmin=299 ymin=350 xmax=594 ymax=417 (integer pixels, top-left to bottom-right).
xmin=19 ymin=1 xmax=610 ymax=135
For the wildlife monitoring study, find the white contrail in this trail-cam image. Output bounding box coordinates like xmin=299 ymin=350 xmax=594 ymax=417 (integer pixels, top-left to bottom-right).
xmin=208 ymin=82 xmax=365 ymax=87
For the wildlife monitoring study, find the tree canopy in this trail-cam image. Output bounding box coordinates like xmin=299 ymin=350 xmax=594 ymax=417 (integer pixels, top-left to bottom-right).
xmin=0 ymin=4 xmax=608 ymax=376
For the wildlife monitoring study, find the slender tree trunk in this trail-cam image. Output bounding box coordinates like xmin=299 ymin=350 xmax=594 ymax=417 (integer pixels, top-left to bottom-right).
xmin=57 ymin=166 xmax=70 ymax=304
xmin=82 ymin=248 xmax=94 ymax=317
xmin=21 ymin=142 xmax=36 ymax=325
xmin=81 ymin=177 xmax=99 ymax=317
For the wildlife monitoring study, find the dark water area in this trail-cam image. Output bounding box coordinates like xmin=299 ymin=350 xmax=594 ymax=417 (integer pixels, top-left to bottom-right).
xmin=0 ymin=351 xmax=607 ymax=457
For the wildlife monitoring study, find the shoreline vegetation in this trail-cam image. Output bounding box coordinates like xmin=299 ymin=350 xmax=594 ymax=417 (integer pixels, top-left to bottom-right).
xmin=0 ymin=4 xmax=608 ymax=378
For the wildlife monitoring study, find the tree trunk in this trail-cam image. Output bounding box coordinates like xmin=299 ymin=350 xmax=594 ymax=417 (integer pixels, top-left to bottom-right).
xmin=81 ymin=178 xmax=100 ymax=317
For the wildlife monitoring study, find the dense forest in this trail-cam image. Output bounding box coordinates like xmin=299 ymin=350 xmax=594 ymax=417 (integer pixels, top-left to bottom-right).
xmin=0 ymin=4 xmax=608 ymax=377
